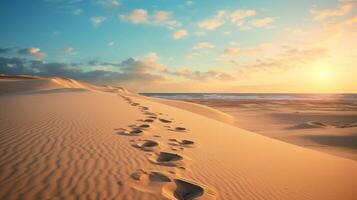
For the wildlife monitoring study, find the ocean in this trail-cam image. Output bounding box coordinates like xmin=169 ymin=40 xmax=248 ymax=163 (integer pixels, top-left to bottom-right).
xmin=141 ymin=93 xmax=357 ymax=101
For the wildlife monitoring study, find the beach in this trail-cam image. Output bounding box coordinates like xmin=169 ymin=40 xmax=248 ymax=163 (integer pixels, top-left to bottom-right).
xmin=0 ymin=75 xmax=357 ymax=200
xmin=145 ymin=93 xmax=357 ymax=161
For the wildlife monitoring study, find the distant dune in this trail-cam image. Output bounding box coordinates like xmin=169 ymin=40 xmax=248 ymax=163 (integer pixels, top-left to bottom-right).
xmin=0 ymin=75 xmax=357 ymax=200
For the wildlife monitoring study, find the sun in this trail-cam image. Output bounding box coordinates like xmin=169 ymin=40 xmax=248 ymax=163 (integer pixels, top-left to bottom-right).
xmin=318 ymin=70 xmax=330 ymax=81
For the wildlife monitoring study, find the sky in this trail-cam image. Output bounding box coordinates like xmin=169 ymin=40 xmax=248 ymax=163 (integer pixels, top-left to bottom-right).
xmin=0 ymin=0 xmax=356 ymax=93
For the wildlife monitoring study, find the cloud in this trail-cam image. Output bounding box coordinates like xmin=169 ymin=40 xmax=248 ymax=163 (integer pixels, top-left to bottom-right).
xmin=91 ymin=16 xmax=106 ymax=27
xmin=64 ymin=47 xmax=77 ymax=55
xmin=96 ymin=0 xmax=120 ymax=8
xmin=72 ymin=8 xmax=83 ymax=15
xmin=243 ymin=43 xmax=272 ymax=56
xmin=198 ymin=9 xmax=274 ymax=30
xmin=312 ymin=2 xmax=354 ymax=20
xmin=230 ymin=9 xmax=256 ymax=26
xmin=108 ymin=41 xmax=115 ymax=46
xmin=0 ymin=47 xmax=13 ymax=54
xmin=154 ymin=11 xmax=171 ymax=23
xmin=173 ymin=29 xmax=188 ymax=40
xmin=193 ymin=42 xmax=215 ymax=49
xmin=198 ymin=10 xmax=226 ymax=30
xmin=252 ymin=17 xmax=274 ymax=27
xmin=240 ymin=47 xmax=329 ymax=73
xmin=120 ymin=9 xmax=181 ymax=29
xmin=120 ymin=9 xmax=148 ymax=24
xmin=222 ymin=47 xmax=240 ymax=56
xmin=18 ymin=48 xmax=46 ymax=60
xmin=166 ymin=67 xmax=235 ymax=81
xmin=0 ymin=53 xmax=166 ymax=85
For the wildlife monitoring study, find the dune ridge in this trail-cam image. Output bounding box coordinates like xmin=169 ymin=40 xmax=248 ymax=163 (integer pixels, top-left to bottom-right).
xmin=0 ymin=75 xmax=357 ymax=200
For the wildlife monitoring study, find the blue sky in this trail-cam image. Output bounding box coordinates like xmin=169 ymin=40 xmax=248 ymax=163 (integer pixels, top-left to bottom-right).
xmin=0 ymin=0 xmax=356 ymax=92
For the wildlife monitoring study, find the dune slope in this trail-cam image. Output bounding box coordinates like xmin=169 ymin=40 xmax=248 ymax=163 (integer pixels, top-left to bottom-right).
xmin=0 ymin=75 xmax=356 ymax=200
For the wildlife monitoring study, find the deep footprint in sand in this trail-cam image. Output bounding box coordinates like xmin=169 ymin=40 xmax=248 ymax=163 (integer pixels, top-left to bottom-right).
xmin=133 ymin=140 xmax=160 ymax=151
xmin=162 ymin=179 xmax=216 ymax=200
xmin=139 ymin=124 xmax=151 ymax=129
xmin=131 ymin=169 xmax=171 ymax=183
xmin=139 ymin=106 xmax=149 ymax=111
xmin=143 ymin=118 xmax=155 ymax=123
xmin=168 ymin=139 xmax=195 ymax=147
xmin=150 ymin=152 xmax=185 ymax=167
xmin=175 ymin=127 xmax=187 ymax=132
xmin=159 ymin=118 xmax=172 ymax=123
xmin=118 ymin=128 xmax=144 ymax=136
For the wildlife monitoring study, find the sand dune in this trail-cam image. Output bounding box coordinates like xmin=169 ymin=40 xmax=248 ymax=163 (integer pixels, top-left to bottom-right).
xmin=1 ymin=75 xmax=357 ymax=199
xmin=289 ymin=121 xmax=331 ymax=129
xmin=187 ymin=98 xmax=357 ymax=160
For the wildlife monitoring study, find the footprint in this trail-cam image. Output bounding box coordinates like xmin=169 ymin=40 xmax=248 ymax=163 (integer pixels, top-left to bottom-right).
xmin=168 ymin=139 xmax=195 ymax=147
xmin=162 ymin=179 xmax=216 ymax=200
xmin=133 ymin=140 xmax=160 ymax=152
xmin=143 ymin=119 xmax=155 ymax=123
xmin=144 ymin=111 xmax=157 ymax=116
xmin=140 ymin=106 xmax=149 ymax=110
xmin=159 ymin=119 xmax=172 ymax=123
xmin=131 ymin=170 xmax=171 ymax=183
xmin=131 ymin=103 xmax=140 ymax=106
xmin=150 ymin=152 xmax=184 ymax=167
xmin=174 ymin=127 xmax=187 ymax=132
xmin=118 ymin=128 xmax=144 ymax=136
xmin=139 ymin=124 xmax=151 ymax=129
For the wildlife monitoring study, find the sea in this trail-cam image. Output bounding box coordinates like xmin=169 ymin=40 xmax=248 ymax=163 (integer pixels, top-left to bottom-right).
xmin=141 ymin=93 xmax=357 ymax=101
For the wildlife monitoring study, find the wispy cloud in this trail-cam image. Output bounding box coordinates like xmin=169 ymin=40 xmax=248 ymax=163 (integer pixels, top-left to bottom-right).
xmin=222 ymin=47 xmax=240 ymax=56
xmin=91 ymin=16 xmax=106 ymax=27
xmin=64 ymin=47 xmax=77 ymax=55
xmin=311 ymin=2 xmax=354 ymax=20
xmin=252 ymin=17 xmax=274 ymax=27
xmin=72 ymin=8 xmax=83 ymax=15
xmin=18 ymin=48 xmax=46 ymax=60
xmin=198 ymin=10 xmax=226 ymax=30
xmin=230 ymin=9 xmax=256 ymax=26
xmin=95 ymin=0 xmax=120 ymax=9
xmin=173 ymin=29 xmax=188 ymax=40
xmin=120 ymin=9 xmax=181 ymax=29
xmin=193 ymin=42 xmax=215 ymax=49
xmin=120 ymin=9 xmax=148 ymax=24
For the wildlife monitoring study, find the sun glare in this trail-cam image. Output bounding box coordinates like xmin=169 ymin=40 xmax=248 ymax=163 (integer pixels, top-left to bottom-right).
xmin=318 ymin=70 xmax=330 ymax=81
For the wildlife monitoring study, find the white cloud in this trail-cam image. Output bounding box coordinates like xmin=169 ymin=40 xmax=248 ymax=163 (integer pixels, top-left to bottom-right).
xmin=154 ymin=11 xmax=171 ymax=23
xmin=18 ymin=47 xmax=47 ymax=60
xmin=91 ymin=16 xmax=106 ymax=27
xmin=198 ymin=10 xmax=226 ymax=30
xmin=312 ymin=2 xmax=354 ymax=20
xmin=173 ymin=29 xmax=188 ymax=40
xmin=120 ymin=9 xmax=148 ymax=24
xmin=64 ymin=47 xmax=77 ymax=55
xmin=96 ymin=0 xmax=120 ymax=8
xmin=120 ymin=9 xmax=181 ymax=29
xmin=193 ymin=42 xmax=215 ymax=49
xmin=222 ymin=47 xmax=240 ymax=56
xmin=252 ymin=17 xmax=274 ymax=27
xmin=108 ymin=41 xmax=115 ymax=46
xmin=243 ymin=43 xmax=272 ymax=56
xmin=230 ymin=9 xmax=256 ymax=26
xmin=72 ymin=8 xmax=83 ymax=15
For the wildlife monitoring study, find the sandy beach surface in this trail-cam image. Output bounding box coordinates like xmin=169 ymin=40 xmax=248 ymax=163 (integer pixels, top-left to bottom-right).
xmin=1 ymin=75 xmax=357 ymax=200
xmin=185 ymin=98 xmax=357 ymax=161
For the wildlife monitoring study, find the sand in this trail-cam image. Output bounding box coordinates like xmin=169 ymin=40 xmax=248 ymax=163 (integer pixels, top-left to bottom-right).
xmin=0 ymin=75 xmax=357 ymax=200
xmin=186 ymin=99 xmax=357 ymax=161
